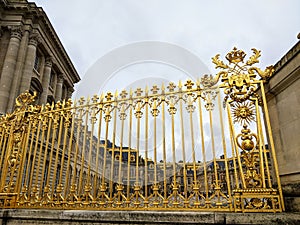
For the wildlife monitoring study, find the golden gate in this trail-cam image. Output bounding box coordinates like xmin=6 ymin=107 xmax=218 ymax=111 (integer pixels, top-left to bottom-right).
xmin=0 ymin=48 xmax=284 ymax=212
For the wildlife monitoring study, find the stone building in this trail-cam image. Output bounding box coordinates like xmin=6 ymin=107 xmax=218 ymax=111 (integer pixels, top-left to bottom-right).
xmin=264 ymin=39 xmax=300 ymax=211
xmin=0 ymin=0 xmax=80 ymax=115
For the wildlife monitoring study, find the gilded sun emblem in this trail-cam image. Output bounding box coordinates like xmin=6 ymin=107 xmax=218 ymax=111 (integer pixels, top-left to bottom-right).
xmin=232 ymin=102 xmax=255 ymax=125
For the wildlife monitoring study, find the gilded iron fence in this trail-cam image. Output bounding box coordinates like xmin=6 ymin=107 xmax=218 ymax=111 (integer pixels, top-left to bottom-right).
xmin=0 ymin=48 xmax=284 ymax=212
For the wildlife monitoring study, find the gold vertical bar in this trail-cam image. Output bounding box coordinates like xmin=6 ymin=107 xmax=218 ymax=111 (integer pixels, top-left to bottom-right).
xmin=78 ymin=99 xmax=90 ymax=196
xmin=10 ymin=121 xmax=28 ymax=195
xmin=217 ymin=90 xmax=232 ymax=209
xmin=23 ymin=119 xmax=39 ymax=191
xmin=28 ymin=113 xmax=43 ymax=203
xmin=94 ymin=101 xmax=103 ymax=197
xmin=126 ymin=92 xmax=133 ymax=200
xmin=40 ymin=108 xmax=53 ymax=195
xmin=87 ymin=100 xmax=98 ymax=190
xmin=0 ymin=126 xmax=6 ymax=172
xmin=255 ymin=99 xmax=266 ymax=188
xmin=58 ymin=104 xmax=72 ymax=191
xmin=161 ymin=91 xmax=167 ymax=202
xmin=46 ymin=103 xmax=59 ymax=196
xmin=64 ymin=101 xmax=77 ymax=197
xmin=260 ymin=81 xmax=284 ymax=210
xmin=0 ymin=124 xmax=14 ymax=189
xmin=87 ymin=120 xmax=95 ymax=186
xmin=179 ymin=92 xmax=187 ymax=200
xmin=226 ymin=102 xmax=246 ymax=189
xmin=263 ymin=144 xmax=272 ymax=188
xmin=70 ymin=101 xmax=84 ymax=193
xmin=229 ymin=125 xmax=239 ymax=190
xmin=0 ymin=125 xmax=4 ymax=150
xmin=153 ymin=115 xmax=158 ymax=186
xmin=101 ymin=93 xmax=112 ymax=205
xmin=28 ymin=118 xmax=42 ymax=193
xmin=16 ymin=117 xmax=33 ymax=197
xmin=189 ymin=104 xmax=197 ymax=185
xmin=198 ymin=92 xmax=209 ymax=201
xmin=0 ymin=126 xmax=11 ymax=186
xmin=208 ymin=108 xmax=219 ymax=188
xmin=254 ymin=97 xmax=272 ymax=188
xmin=101 ymin=98 xmax=111 ymax=196
xmin=257 ymin=105 xmax=272 ymax=188
xmin=34 ymin=111 xmax=46 ymax=187
xmin=135 ymin=111 xmax=140 ymax=186
xmin=51 ymin=107 xmax=65 ymax=198
xmin=144 ymin=93 xmax=149 ymax=200
xmin=118 ymin=117 xmax=125 ymax=185
xmin=109 ymin=95 xmax=117 ymax=200
xmin=171 ymin=113 xmax=177 ymax=188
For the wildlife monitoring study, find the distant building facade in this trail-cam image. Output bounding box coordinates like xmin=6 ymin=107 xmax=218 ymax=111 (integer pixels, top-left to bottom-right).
xmin=0 ymin=0 xmax=80 ymax=115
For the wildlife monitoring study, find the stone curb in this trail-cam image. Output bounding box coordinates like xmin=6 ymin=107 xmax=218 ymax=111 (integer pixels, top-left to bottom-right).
xmin=0 ymin=209 xmax=300 ymax=224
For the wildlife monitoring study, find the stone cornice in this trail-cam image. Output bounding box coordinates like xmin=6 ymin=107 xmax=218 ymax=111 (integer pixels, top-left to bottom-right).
xmin=273 ymin=40 xmax=300 ymax=74
xmin=264 ymin=41 xmax=300 ymax=100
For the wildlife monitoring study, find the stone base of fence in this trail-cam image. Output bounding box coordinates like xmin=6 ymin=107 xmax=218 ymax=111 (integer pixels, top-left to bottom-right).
xmin=0 ymin=209 xmax=299 ymax=225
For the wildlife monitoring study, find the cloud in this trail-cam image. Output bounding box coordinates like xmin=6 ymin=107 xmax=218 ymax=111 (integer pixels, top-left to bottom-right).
xmin=34 ymin=0 xmax=300 ymax=77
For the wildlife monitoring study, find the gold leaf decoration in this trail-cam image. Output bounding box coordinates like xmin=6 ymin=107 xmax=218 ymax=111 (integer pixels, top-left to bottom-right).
xmin=212 ymin=54 xmax=229 ymax=69
xmin=246 ymin=48 xmax=261 ymax=66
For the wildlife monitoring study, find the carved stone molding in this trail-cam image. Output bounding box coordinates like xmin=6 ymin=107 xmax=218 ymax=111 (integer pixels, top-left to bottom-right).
xmin=28 ymin=30 xmax=41 ymax=47
xmin=45 ymin=56 xmax=53 ymax=68
xmin=57 ymin=74 xmax=64 ymax=84
xmin=9 ymin=25 xmax=23 ymax=40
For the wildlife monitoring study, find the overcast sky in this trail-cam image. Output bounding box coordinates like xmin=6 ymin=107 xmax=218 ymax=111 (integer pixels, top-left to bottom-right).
xmin=34 ymin=0 xmax=299 ymax=85
xmin=32 ymin=0 xmax=299 ymax=163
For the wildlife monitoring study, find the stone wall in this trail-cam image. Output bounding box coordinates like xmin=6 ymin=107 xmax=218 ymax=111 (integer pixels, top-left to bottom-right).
xmin=0 ymin=209 xmax=299 ymax=225
xmin=264 ymin=40 xmax=300 ymax=211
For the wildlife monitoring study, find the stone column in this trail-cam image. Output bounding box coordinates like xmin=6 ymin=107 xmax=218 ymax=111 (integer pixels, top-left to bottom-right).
xmin=19 ymin=30 xmax=40 ymax=94
xmin=0 ymin=26 xmax=22 ymax=115
xmin=39 ymin=57 xmax=52 ymax=105
xmin=55 ymin=74 xmax=64 ymax=101
xmin=38 ymin=55 xmax=45 ymax=80
xmin=7 ymin=27 xmax=30 ymax=112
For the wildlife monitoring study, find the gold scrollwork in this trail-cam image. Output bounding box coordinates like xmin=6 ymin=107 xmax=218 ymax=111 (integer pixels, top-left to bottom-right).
xmin=211 ymin=47 xmax=274 ymax=103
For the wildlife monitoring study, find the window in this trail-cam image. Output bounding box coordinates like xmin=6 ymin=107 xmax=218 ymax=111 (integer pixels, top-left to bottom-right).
xmin=34 ymin=54 xmax=40 ymax=71
xmin=34 ymin=51 xmax=43 ymax=74
xmin=49 ymin=72 xmax=55 ymax=89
